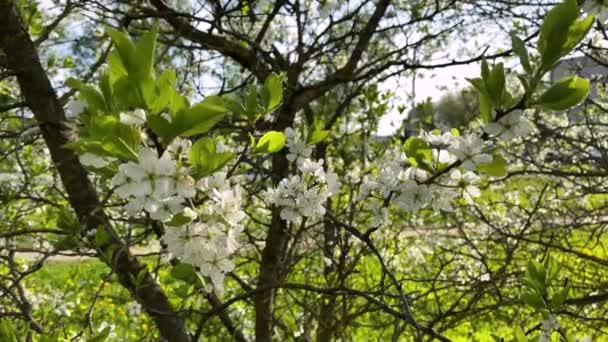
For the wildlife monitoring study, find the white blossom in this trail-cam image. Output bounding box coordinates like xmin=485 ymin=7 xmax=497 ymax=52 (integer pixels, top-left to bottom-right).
xmin=162 ymin=172 xmax=245 ymax=295
xmin=127 ymin=301 xmax=143 ymax=316
xmin=483 ymin=111 xmax=533 ymax=140
xmin=449 ymin=135 xmax=492 ymax=170
xmin=79 ymin=153 xmax=114 ymax=168
xmin=285 ymin=127 xmax=312 ymax=163
xmin=65 ymin=99 xmax=87 ymax=118
xmin=119 ymin=108 xmax=147 ymax=126
xmin=394 ymin=182 xmax=432 ymax=212
xmin=450 ymin=169 xmax=481 ymax=204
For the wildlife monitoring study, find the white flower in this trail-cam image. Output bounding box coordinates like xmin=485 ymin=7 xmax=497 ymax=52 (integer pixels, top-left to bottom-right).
xmin=448 ymin=135 xmax=492 ymax=170
xmin=583 ymin=0 xmax=608 ymax=22
xmin=285 ymin=127 xmax=312 ymax=162
xmin=319 ymin=0 xmax=338 ymax=18
xmin=450 ymin=169 xmax=481 ymax=204
xmin=149 ymin=196 xmax=184 ymax=221
xmin=127 ymin=301 xmax=142 ymax=316
xmin=280 ymin=206 xmax=302 ymax=225
xmin=166 ymin=138 xmax=191 ymax=160
xmin=0 ymin=172 xmax=21 ymax=187
xmin=298 ymin=158 xmax=325 ymax=180
xmin=176 ymin=173 xmax=196 ymax=198
xmin=541 ymin=314 xmax=560 ymax=332
xmin=210 ymin=186 xmax=246 ymax=226
xmin=483 ymin=111 xmax=533 ymax=140
xmin=197 ymin=172 xmax=230 ymax=192
xmin=423 ymin=131 xmax=454 ymax=146
xmin=403 ymin=167 xmax=430 ymax=182
xmin=65 ymin=99 xmax=87 ymax=118
xmin=430 ymin=186 xmax=457 ymax=211
xmin=119 ymin=108 xmax=147 ymax=126
xmin=326 ymin=170 xmax=341 ymax=195
xmin=79 ymin=153 xmax=114 ymax=168
xmin=431 ymin=149 xmax=457 ymax=164
xmin=365 ymin=198 xmax=390 ymax=227
xmin=394 ymin=182 xmax=431 ymax=212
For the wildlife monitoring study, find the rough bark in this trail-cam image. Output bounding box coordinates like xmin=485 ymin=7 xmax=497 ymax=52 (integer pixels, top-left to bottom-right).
xmin=0 ymin=2 xmax=190 ymax=341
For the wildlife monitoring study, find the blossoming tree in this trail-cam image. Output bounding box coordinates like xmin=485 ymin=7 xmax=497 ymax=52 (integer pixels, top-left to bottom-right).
xmin=1 ymin=0 xmax=608 ymax=341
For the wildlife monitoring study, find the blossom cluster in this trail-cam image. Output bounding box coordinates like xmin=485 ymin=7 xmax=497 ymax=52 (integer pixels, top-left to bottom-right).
xmin=357 ymin=130 xmax=491 ymax=226
xmin=111 ymin=147 xmax=195 ymax=221
xmin=72 ymin=107 xmax=244 ymax=294
xmin=267 ymin=127 xmax=341 ymax=225
xmin=163 ymin=172 xmax=245 ymax=294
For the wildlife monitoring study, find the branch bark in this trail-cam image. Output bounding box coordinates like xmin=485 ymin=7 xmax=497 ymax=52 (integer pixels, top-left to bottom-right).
xmin=0 ymin=2 xmax=190 ymax=341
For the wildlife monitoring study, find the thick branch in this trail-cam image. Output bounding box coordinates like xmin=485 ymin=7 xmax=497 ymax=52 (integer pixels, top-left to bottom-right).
xmin=149 ymin=0 xmax=271 ymax=79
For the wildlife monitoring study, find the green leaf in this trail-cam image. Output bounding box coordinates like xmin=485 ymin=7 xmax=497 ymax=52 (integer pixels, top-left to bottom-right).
xmin=113 ymin=76 xmax=145 ymax=109
xmin=223 ymin=94 xmax=246 ymax=119
xmin=552 ymin=283 xmax=571 ymax=309
xmin=490 ymin=334 xmax=503 ymax=342
xmin=165 ymin=211 xmax=195 ymax=227
xmin=177 ymin=96 xmax=227 ymax=137
xmin=171 ymin=262 xmax=199 ymax=284
xmin=99 ymin=68 xmax=113 ymax=109
xmin=538 ymin=0 xmax=578 ymax=55
xmin=254 ymin=131 xmax=286 ymax=154
xmin=534 ymin=76 xmax=590 ymax=111
xmin=88 ymin=327 xmax=111 ymax=342
xmin=107 ymin=49 xmax=128 ymax=86
xmin=245 ymin=84 xmax=258 ymax=120
xmin=133 ymin=24 xmax=158 ymax=81
xmin=0 ymin=319 xmax=19 ymax=342
xmin=189 ymin=138 xmax=234 ymax=178
xmin=521 ymin=290 xmax=545 ymax=310
xmin=65 ymin=78 xmax=107 ymax=113
xmin=403 ymin=137 xmax=432 ymax=170
xmin=261 ymin=73 xmax=284 ymax=112
xmin=531 ymin=260 xmax=547 ymax=283
xmin=150 ymin=69 xmax=177 ymax=113
xmin=510 ymin=33 xmax=532 ymax=74
xmin=538 ymin=0 xmax=593 ymax=70
xmin=106 ymin=27 xmax=137 ymax=74
xmin=477 ymin=154 xmax=507 ymax=177
xmin=485 ymin=63 xmax=506 ymax=107
xmin=306 ymin=119 xmax=331 ymax=145
xmin=479 ymin=93 xmax=493 ymax=122
xmin=514 ymin=325 xmax=528 ymax=342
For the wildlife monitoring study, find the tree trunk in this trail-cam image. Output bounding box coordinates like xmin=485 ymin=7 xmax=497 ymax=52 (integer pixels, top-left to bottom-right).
xmin=0 ymin=2 xmax=190 ymax=341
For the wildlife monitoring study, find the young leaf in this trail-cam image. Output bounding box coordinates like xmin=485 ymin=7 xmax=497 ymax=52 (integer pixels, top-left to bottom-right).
xmin=133 ymin=24 xmax=158 ymax=81
xmin=106 ymin=27 xmax=137 ymax=74
xmin=477 ymin=154 xmax=507 ymax=177
xmin=88 ymin=327 xmax=111 ymax=342
xmin=403 ymin=137 xmax=433 ymax=170
xmin=538 ymin=0 xmax=593 ymax=71
xmin=514 ymin=326 xmax=528 ymax=342
xmin=189 ymin=138 xmax=234 ymax=178
xmin=65 ymin=78 xmax=107 ymax=113
xmin=510 ymin=33 xmax=532 ymax=74
xmin=486 ymin=63 xmax=506 ymax=107
xmin=245 ymin=84 xmax=258 ymax=120
xmin=552 ymin=282 xmax=571 ymax=309
xmin=254 ymin=131 xmax=286 ymax=154
xmin=261 ymin=73 xmax=284 ymax=112
xmin=307 ymin=119 xmax=331 ymax=145
xmin=534 ymin=76 xmax=590 ymax=111
xmin=521 ymin=290 xmax=545 ymax=310
xmin=176 ymin=96 xmax=227 ymax=137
